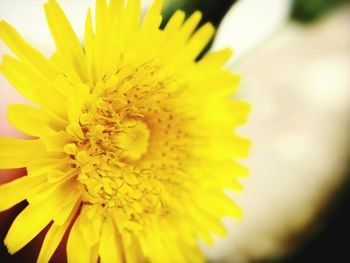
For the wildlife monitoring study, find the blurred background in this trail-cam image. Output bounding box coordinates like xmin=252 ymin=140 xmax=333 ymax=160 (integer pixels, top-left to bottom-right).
xmin=1 ymin=0 xmax=350 ymax=262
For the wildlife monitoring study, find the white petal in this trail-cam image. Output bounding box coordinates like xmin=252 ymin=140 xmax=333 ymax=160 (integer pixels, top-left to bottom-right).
xmin=212 ymin=0 xmax=292 ymax=65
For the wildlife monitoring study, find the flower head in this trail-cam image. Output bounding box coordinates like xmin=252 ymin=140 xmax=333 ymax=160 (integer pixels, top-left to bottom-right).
xmin=0 ymin=0 xmax=249 ymax=262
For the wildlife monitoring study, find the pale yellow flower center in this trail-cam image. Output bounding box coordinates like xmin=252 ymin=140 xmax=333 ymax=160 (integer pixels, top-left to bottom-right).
xmin=114 ymin=120 xmax=150 ymax=162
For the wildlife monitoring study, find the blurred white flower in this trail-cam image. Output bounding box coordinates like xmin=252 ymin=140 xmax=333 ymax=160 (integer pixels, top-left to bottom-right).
xmin=213 ymin=0 xmax=293 ymax=65
xmin=206 ymin=3 xmax=350 ymax=262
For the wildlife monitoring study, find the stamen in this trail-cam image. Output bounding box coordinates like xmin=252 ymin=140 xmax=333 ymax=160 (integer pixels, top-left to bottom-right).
xmin=61 ymin=61 xmax=197 ymax=230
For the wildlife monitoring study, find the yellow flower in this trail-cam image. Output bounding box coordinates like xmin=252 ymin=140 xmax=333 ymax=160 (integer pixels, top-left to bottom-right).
xmin=0 ymin=0 xmax=250 ymax=262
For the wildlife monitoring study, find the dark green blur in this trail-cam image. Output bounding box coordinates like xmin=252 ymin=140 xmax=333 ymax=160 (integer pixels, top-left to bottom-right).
xmin=291 ymin=0 xmax=350 ymax=23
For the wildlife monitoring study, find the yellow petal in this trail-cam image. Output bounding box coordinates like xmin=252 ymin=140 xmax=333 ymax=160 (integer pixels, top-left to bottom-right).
xmin=44 ymin=0 xmax=88 ymax=81
xmin=42 ymin=131 xmax=73 ymax=152
xmin=231 ymin=100 xmax=251 ymax=125
xmin=184 ymin=23 xmax=215 ymax=60
xmin=78 ymin=206 xmax=101 ymax=247
xmin=196 ymin=192 xmax=242 ymax=219
xmin=198 ymin=48 xmax=233 ymax=69
xmin=0 ymin=137 xmax=46 ymax=169
xmin=0 ymin=20 xmax=59 ymax=78
xmin=179 ymin=242 xmax=204 ymax=263
xmin=119 ymin=233 xmax=145 ymax=263
xmin=53 ymin=188 xmax=80 ymax=225
xmin=27 ymin=158 xmax=67 ymax=177
xmin=7 ymin=104 xmax=66 ymax=137
xmin=178 ymin=11 xmax=202 ymax=42
xmin=37 ymin=200 xmax=79 ymax=263
xmin=50 ymin=51 xmax=82 ymax=84
xmin=26 ymin=174 xmax=74 ymax=206
xmin=138 ymin=221 xmax=169 ymax=262
xmin=5 ymin=204 xmax=52 ymax=254
xmin=4 ymin=180 xmax=73 ymax=254
xmin=67 ymin=215 xmax=94 ymax=263
xmin=0 ymin=174 xmax=46 ymax=211
xmin=188 ymin=202 xmax=227 ymax=237
xmin=109 ymin=0 xmax=124 ymax=54
xmin=159 ymin=11 xmax=202 ymax=64
xmin=110 ymin=0 xmax=124 ymax=20
xmin=95 ymin=0 xmax=110 ymax=69
xmin=0 ymin=55 xmax=68 ymax=118
xmin=84 ymin=8 xmax=96 ymax=84
xmin=124 ymin=0 xmax=141 ymax=37
xmin=99 ymin=218 xmax=123 ymax=263
xmin=142 ymin=0 xmax=163 ymax=31
xmin=163 ymin=10 xmax=185 ymax=35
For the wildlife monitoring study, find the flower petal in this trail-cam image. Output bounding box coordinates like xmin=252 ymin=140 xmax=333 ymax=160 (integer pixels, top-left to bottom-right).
xmin=0 ymin=20 xmax=59 ymax=78
xmin=44 ymin=0 xmax=88 ymax=81
xmin=0 ymin=0 xmax=55 ymax=53
xmin=7 ymin=104 xmax=67 ymax=137
xmin=142 ymin=0 xmax=164 ymax=32
xmin=0 ymin=174 xmax=46 ymax=211
xmin=212 ymin=0 xmax=292 ymax=65
xmin=4 ymin=179 xmax=73 ymax=254
xmin=99 ymin=218 xmax=123 ymax=263
xmin=84 ymin=8 xmax=96 ymax=84
xmin=5 ymin=204 xmax=52 ymax=254
xmin=184 ymin=22 xmax=215 ymax=61
xmin=197 ymin=48 xmax=232 ymax=69
xmin=0 ymin=55 xmax=68 ymax=118
xmin=53 ymin=187 xmax=80 ymax=225
xmin=0 ymin=137 xmax=46 ymax=169
xmin=67 ymin=214 xmax=97 ymax=263
xmin=124 ymin=0 xmax=141 ymax=40
xmin=37 ymin=200 xmax=79 ymax=263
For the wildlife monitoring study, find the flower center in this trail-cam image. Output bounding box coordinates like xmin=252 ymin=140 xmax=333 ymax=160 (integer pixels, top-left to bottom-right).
xmin=113 ymin=119 xmax=150 ymax=162
xmin=63 ymin=63 xmax=180 ymax=226
xmin=62 ymin=60 xmax=198 ymax=231
xmin=72 ymin=93 xmax=153 ymax=207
